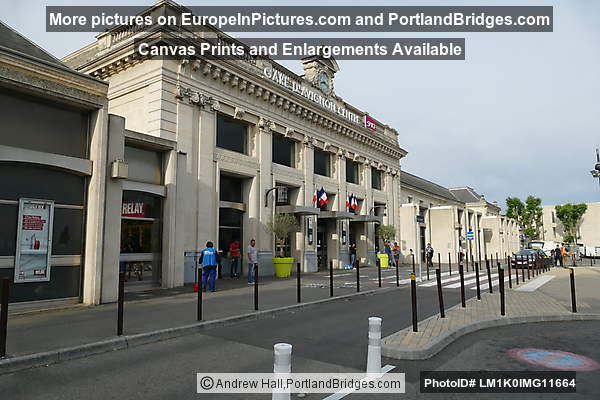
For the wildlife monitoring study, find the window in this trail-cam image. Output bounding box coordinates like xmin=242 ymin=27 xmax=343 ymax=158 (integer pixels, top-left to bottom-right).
xmin=272 ymin=134 xmax=295 ymax=167
xmin=124 ymin=145 xmax=163 ymax=184
xmin=371 ymin=167 xmax=382 ymax=190
xmin=346 ymin=159 xmax=359 ymax=184
xmin=219 ymin=175 xmax=244 ymax=203
xmin=314 ymin=149 xmax=330 ymax=177
xmin=217 ymin=114 xmax=247 ymax=154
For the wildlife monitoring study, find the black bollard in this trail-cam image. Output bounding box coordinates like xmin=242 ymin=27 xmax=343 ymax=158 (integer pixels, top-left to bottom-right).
xmin=508 ymin=256 xmax=513 ymax=289
xmin=411 ymin=273 xmax=418 ymax=332
xmin=117 ymin=272 xmax=125 ymax=335
xmin=570 ymin=268 xmax=577 ymax=313
xmin=356 ymin=259 xmax=360 ymax=293
xmin=426 ymin=257 xmax=430 ymax=281
xmin=486 ymin=259 xmax=493 ymax=294
xmin=521 ymin=256 xmax=525 ymax=282
xmin=526 ymin=255 xmax=530 ymax=280
xmin=254 ymin=263 xmax=259 ymax=311
xmin=377 ymin=258 xmax=382 ymax=288
xmin=329 ymin=260 xmax=334 ymax=297
xmin=496 ymin=252 xmax=499 ymax=267
xmin=436 ymin=268 xmax=445 ymax=318
xmin=0 ymin=278 xmax=8 ymax=358
xmin=448 ymin=252 xmax=452 ymax=276
xmin=197 ymin=268 xmax=202 ymax=321
xmin=395 ymin=258 xmax=399 ymax=287
xmin=475 ymin=262 xmax=481 ymax=300
xmin=297 ymin=262 xmax=301 ymax=303
xmin=499 ymin=267 xmax=505 ymax=316
xmin=459 ymin=264 xmax=466 ymax=308
xmin=466 ymin=253 xmax=469 ymax=273
xmin=438 ymin=252 xmax=441 ymax=273
xmin=411 ymin=253 xmax=416 ymax=274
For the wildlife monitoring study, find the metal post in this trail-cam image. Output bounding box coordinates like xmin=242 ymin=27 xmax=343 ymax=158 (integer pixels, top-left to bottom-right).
xmin=459 ymin=264 xmax=466 ymax=308
xmin=438 ymin=252 xmax=441 ymax=273
xmin=197 ymin=268 xmax=202 ymax=321
xmin=570 ymin=268 xmax=577 ymax=313
xmin=496 ymin=252 xmax=499 ymax=267
xmin=0 ymin=278 xmax=9 ymax=358
xmin=507 ymin=256 xmax=512 ymax=289
xmin=448 ymin=252 xmax=452 ymax=275
xmin=515 ymin=255 xmax=519 ymax=285
xmin=395 ymin=258 xmax=399 ymax=287
xmin=521 ymin=256 xmax=525 ymax=282
xmin=117 ymin=272 xmax=125 ymax=336
xmin=411 ymin=253 xmax=415 ymax=274
xmin=297 ymin=262 xmax=301 ymax=303
xmin=356 ymin=259 xmax=360 ymax=293
xmin=486 ymin=259 xmax=493 ymax=294
xmin=466 ymin=252 xmax=469 ymax=272
xmin=410 ymin=273 xmax=418 ymax=332
xmin=426 ymin=257 xmax=430 ymax=281
xmin=499 ymin=267 xmax=505 ymax=316
xmin=254 ymin=263 xmax=259 ymax=311
xmin=526 ymin=255 xmax=530 ymax=280
xmin=329 ymin=260 xmax=334 ymax=296
xmin=377 ymin=258 xmax=382 ymax=288
xmin=475 ymin=262 xmax=481 ymax=300
xmin=436 ymin=268 xmax=445 ymax=318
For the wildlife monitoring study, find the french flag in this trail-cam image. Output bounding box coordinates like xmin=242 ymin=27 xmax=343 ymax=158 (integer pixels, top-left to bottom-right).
xmin=313 ymin=189 xmax=317 ymax=207
xmin=317 ymin=187 xmax=328 ymax=206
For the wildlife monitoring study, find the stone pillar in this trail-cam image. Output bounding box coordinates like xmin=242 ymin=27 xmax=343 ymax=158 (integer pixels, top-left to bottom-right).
xmin=256 ymin=117 xmax=275 ymax=275
xmin=197 ymin=106 xmax=218 ymax=248
xmin=99 ymin=113 xmax=124 ymax=304
xmin=301 ymin=137 xmax=317 ymax=272
xmin=83 ymin=107 xmax=109 ymax=305
xmin=161 ymin=149 xmax=183 ymax=288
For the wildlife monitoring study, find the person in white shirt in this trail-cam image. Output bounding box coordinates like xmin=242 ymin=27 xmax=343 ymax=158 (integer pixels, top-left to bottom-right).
xmin=247 ymin=239 xmax=257 ymax=284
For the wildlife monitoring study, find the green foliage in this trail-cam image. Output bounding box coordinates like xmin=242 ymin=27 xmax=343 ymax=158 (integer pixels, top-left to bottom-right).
xmin=265 ymin=213 xmax=300 ymax=257
xmin=505 ymin=196 xmax=543 ymax=239
xmin=555 ymin=203 xmax=588 ymax=244
xmin=377 ymin=225 xmax=397 ymax=243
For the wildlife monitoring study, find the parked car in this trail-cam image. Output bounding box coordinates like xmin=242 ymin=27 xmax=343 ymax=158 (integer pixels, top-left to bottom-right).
xmin=511 ymin=249 xmax=548 ymax=268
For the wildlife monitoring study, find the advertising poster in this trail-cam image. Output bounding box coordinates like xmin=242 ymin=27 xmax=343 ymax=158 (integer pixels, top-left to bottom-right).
xmin=14 ymin=198 xmax=54 ymax=283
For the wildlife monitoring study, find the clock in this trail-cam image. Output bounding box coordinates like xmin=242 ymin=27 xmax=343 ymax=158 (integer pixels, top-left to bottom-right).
xmin=318 ymin=71 xmax=330 ymax=94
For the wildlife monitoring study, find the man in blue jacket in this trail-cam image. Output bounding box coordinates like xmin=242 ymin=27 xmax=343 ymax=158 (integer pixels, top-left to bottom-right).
xmin=199 ymin=241 xmax=220 ymax=292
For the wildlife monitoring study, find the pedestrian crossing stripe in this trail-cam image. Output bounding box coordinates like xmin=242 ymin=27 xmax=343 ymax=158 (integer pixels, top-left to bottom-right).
xmin=445 ymin=273 xmax=498 ymax=289
xmin=419 ymin=271 xmax=478 ymax=287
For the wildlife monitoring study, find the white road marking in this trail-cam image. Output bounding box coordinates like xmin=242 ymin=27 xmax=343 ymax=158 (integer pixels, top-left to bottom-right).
xmin=321 ymin=365 xmax=396 ymax=400
xmin=446 ymin=273 xmax=498 ymax=289
xmin=419 ymin=271 xmax=477 ymax=287
xmin=514 ymin=275 xmax=555 ymax=292
xmin=470 ymin=279 xmax=499 ymax=290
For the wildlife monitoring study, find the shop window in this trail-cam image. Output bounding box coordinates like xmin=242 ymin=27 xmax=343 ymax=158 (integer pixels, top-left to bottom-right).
xmin=217 ymin=114 xmax=247 ymax=154
xmin=0 ymin=164 xmax=85 ymax=205
xmin=371 ymin=167 xmax=382 ymax=190
xmin=120 ymin=219 xmax=162 ymax=254
xmin=52 ymin=208 xmax=84 ymax=255
xmin=314 ymin=149 xmax=330 ymax=177
xmin=122 ymin=191 xmax=163 ymax=219
xmin=346 ymin=159 xmax=359 ymax=184
xmin=0 ymin=90 xmax=88 ymax=159
xmin=219 ymin=175 xmax=244 ymax=203
xmin=124 ymin=145 xmax=163 ymax=185
xmin=272 ymin=134 xmax=296 ymax=168
xmin=0 ymin=204 xmax=18 ymax=256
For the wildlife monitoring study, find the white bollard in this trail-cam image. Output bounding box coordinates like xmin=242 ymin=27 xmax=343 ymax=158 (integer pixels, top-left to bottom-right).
xmin=273 ymin=343 xmax=292 ymax=400
xmin=366 ymin=317 xmax=382 ymax=377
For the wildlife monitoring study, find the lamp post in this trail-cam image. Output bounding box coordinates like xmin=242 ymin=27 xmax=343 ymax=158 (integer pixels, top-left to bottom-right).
xmin=591 ymin=148 xmax=600 ymax=189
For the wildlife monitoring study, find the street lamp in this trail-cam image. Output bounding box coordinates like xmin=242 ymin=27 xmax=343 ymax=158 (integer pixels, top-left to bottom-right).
xmin=591 ymin=148 xmax=600 ymax=188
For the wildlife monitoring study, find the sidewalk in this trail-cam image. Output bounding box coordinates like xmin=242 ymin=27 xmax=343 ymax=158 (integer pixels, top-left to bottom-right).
xmin=3 ymin=265 xmax=415 ymax=359
xmin=382 ymin=266 xmax=600 ymax=360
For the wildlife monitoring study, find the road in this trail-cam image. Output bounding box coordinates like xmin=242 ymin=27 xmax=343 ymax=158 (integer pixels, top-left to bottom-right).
xmin=7 ymin=283 xmax=599 ymax=399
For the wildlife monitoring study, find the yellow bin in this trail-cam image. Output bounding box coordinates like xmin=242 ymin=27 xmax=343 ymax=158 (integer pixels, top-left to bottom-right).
xmin=377 ymin=253 xmax=389 ymax=268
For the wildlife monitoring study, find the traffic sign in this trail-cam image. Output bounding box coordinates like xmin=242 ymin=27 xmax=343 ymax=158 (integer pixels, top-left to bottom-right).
xmin=466 ymin=231 xmax=474 ymax=241
xmin=416 ymin=215 xmax=425 ymax=223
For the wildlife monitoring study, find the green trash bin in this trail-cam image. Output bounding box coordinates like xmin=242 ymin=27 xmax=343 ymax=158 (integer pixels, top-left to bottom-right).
xmin=377 ymin=253 xmax=389 ymax=268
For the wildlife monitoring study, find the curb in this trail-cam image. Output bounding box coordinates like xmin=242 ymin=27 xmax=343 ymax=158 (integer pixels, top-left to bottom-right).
xmin=382 ymin=313 xmax=600 ymax=360
xmin=0 ymin=285 xmax=395 ymax=375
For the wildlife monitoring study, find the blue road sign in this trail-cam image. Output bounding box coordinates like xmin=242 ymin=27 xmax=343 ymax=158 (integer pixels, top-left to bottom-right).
xmin=466 ymin=231 xmax=474 ymax=241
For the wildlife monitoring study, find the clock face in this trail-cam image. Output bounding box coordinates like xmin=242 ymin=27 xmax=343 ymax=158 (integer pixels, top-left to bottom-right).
xmin=318 ymin=72 xmax=330 ymax=94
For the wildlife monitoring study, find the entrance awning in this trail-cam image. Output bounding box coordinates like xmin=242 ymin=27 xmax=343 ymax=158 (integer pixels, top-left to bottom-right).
xmin=275 ymin=205 xmax=320 ymax=216
xmin=352 ymin=214 xmax=383 ymax=224
xmin=319 ymin=211 xmax=356 ymax=220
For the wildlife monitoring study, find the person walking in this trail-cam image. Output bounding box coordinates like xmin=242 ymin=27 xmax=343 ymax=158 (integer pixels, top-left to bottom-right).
xmin=425 ymin=243 xmax=434 ymax=268
xmin=247 ymin=239 xmax=257 ymax=284
xmin=384 ymin=241 xmax=393 ymax=267
xmin=393 ymin=242 xmax=401 ymax=268
xmin=349 ymin=242 xmax=357 ymax=268
xmin=554 ymin=244 xmax=561 ymax=267
xmin=229 ymin=240 xmax=240 ymax=278
xmin=560 ymin=244 xmax=568 ymax=268
xmin=199 ymin=241 xmax=219 ymax=292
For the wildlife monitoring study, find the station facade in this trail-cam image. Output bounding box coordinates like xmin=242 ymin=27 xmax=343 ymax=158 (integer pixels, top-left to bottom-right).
xmin=63 ymin=1 xmax=405 ymax=302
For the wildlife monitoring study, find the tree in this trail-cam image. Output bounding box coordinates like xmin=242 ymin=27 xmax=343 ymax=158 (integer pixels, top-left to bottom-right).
xmin=265 ymin=213 xmax=300 ymax=257
xmin=505 ymin=196 xmax=543 ymax=239
xmin=377 ymin=225 xmax=396 ymax=244
xmin=555 ymin=204 xmax=588 ymax=244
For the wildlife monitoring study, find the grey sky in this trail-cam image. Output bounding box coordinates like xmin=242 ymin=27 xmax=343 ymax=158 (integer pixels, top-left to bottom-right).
xmin=2 ymin=0 xmax=599 ymax=209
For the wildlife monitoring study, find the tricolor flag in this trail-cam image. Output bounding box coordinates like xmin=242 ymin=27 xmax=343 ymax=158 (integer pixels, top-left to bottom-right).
xmin=313 ymin=189 xmax=318 ymax=207
xmin=317 ymin=187 xmax=328 ymax=206
xmin=350 ymin=194 xmax=358 ymax=211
